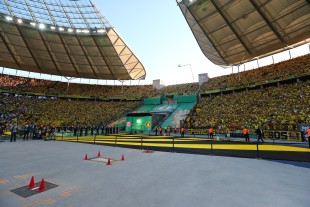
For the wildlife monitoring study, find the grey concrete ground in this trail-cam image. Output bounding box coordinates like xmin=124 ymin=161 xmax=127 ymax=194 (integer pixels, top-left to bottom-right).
xmin=0 ymin=140 xmax=310 ymax=207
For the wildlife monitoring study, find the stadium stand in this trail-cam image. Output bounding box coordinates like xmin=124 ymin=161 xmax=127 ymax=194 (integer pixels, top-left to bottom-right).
xmin=0 ymin=75 xmax=154 ymax=99
xmin=188 ymin=79 xmax=310 ymax=133
xmin=200 ymin=54 xmax=310 ymax=91
xmin=0 ymin=94 xmax=141 ymax=129
xmin=0 ymin=54 xmax=309 ymax=134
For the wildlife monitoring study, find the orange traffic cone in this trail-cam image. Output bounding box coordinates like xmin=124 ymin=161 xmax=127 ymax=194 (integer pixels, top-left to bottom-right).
xmin=84 ymin=154 xmax=88 ymax=160
xmin=121 ymin=154 xmax=125 ymax=161
xmin=37 ymin=179 xmax=46 ymax=192
xmin=97 ymin=151 xmax=101 ymax=157
xmin=27 ymin=176 xmax=36 ymax=189
xmin=106 ymin=158 xmax=111 ymax=165
xmin=146 ymin=148 xmax=150 ymax=153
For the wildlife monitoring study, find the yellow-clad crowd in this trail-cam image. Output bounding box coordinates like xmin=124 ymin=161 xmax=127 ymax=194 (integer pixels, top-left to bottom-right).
xmin=0 ymin=95 xmax=140 ymax=127
xmin=0 ymin=54 xmax=309 ymax=132
xmin=200 ymin=54 xmax=309 ymax=91
xmin=188 ymin=79 xmax=310 ymax=132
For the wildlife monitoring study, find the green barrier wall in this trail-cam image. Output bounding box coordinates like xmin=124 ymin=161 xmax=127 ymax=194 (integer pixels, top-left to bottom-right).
xmin=144 ymin=97 xmax=161 ymax=105
xmin=173 ymin=94 xmax=197 ymax=103
xmin=125 ymin=115 xmax=152 ymax=132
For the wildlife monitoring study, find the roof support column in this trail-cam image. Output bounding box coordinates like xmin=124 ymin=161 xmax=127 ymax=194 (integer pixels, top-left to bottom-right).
xmin=57 ymin=34 xmax=80 ymax=76
xmin=15 ymin=25 xmax=42 ymax=73
xmin=210 ymin=0 xmax=254 ymax=57
xmin=249 ymin=0 xmax=287 ymax=46
xmin=0 ymin=31 xmax=22 ymax=69
xmin=91 ymin=35 xmax=117 ymax=80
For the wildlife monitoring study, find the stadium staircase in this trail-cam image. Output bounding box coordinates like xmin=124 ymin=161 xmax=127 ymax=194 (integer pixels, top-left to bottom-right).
xmin=152 ymin=104 xmax=180 ymax=128
xmin=159 ymin=102 xmax=196 ymax=128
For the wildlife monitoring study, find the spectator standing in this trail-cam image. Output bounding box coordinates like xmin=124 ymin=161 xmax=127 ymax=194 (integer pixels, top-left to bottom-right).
xmin=74 ymin=126 xmax=78 ymax=136
xmin=225 ymin=127 xmax=231 ymax=141
xmin=96 ymin=126 xmax=99 ymax=135
xmin=47 ymin=126 xmax=55 ymax=140
xmin=0 ymin=124 xmax=3 ymax=135
xmin=41 ymin=126 xmax=47 ymax=140
xmin=255 ymin=126 xmax=264 ymax=143
xmin=80 ymin=126 xmax=83 ymax=136
xmin=101 ymin=125 xmax=104 ymax=135
xmin=91 ymin=126 xmax=94 ymax=136
xmin=85 ymin=126 xmax=88 ymax=136
xmin=23 ymin=124 xmax=30 ymax=140
xmin=10 ymin=123 xmax=18 ymax=142
xmin=32 ymin=125 xmax=38 ymax=140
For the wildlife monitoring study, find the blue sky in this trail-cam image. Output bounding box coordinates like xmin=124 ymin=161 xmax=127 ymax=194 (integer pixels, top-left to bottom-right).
xmin=95 ymin=0 xmax=227 ymax=85
xmin=94 ymin=0 xmax=309 ymax=86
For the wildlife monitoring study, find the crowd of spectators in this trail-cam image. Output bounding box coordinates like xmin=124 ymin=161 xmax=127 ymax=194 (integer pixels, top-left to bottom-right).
xmin=188 ymin=79 xmax=310 ymax=133
xmin=200 ymin=54 xmax=310 ymax=91
xmin=0 ymin=54 xmax=309 ymax=135
xmin=0 ymin=94 xmax=141 ymax=134
xmin=0 ymin=73 xmax=201 ymax=98
xmin=0 ymin=74 xmax=154 ymax=98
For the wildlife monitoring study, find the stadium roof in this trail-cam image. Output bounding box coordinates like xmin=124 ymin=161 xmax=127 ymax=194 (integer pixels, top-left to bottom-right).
xmin=177 ymin=0 xmax=310 ymax=66
xmin=0 ymin=0 xmax=146 ymax=80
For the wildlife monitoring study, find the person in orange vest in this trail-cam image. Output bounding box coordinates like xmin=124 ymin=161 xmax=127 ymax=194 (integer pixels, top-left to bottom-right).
xmin=174 ymin=126 xmax=177 ymax=134
xmin=243 ymin=126 xmax=250 ymax=142
xmin=181 ymin=127 xmax=185 ymax=138
xmin=159 ymin=127 xmax=163 ymax=136
xmin=307 ymin=128 xmax=310 ymax=142
xmin=209 ymin=127 xmax=213 ymax=139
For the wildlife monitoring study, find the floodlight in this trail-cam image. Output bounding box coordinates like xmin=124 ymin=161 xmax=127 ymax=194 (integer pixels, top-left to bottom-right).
xmin=38 ymin=23 xmax=45 ymax=29
xmin=68 ymin=28 xmax=73 ymax=32
xmin=50 ymin=26 xmax=56 ymax=30
xmin=30 ymin=22 xmax=36 ymax=26
xmin=59 ymin=27 xmax=64 ymax=31
xmin=17 ymin=19 xmax=23 ymax=24
xmin=5 ymin=16 xmax=13 ymax=21
xmin=177 ymin=64 xmax=195 ymax=82
xmin=97 ymin=29 xmax=105 ymax=33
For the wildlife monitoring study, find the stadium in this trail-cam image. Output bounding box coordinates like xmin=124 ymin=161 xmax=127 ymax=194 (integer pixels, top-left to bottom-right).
xmin=0 ymin=0 xmax=310 ymax=207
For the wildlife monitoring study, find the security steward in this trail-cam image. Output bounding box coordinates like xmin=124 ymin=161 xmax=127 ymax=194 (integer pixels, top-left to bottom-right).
xmin=243 ymin=127 xmax=250 ymax=143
